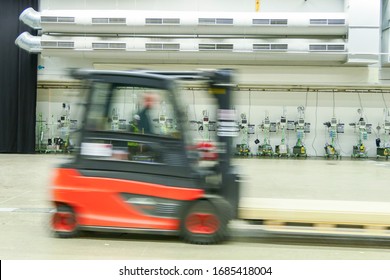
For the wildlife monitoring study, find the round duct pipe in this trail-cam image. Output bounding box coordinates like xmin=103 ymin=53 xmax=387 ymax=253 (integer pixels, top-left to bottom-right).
xmin=15 ymin=32 xmax=42 ymax=53
xmin=19 ymin=7 xmax=41 ymax=30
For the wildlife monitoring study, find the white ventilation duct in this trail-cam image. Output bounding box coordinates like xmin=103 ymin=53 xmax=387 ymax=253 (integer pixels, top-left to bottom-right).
xmin=38 ymin=34 xmax=347 ymax=52
xmin=19 ymin=7 xmax=347 ymax=36
xmin=15 ymin=32 xmax=42 ymax=53
xmin=13 ymin=32 xmax=353 ymax=65
xmin=19 ymin=32 xmax=381 ymax=66
xmin=31 ymin=34 xmax=347 ymax=65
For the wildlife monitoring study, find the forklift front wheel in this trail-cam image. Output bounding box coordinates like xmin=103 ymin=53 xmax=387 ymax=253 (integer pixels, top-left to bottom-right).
xmin=181 ymin=200 xmax=228 ymax=245
xmin=52 ymin=204 xmax=79 ymax=238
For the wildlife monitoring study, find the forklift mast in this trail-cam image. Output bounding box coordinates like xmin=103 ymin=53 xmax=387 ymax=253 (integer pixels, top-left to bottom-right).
xmin=206 ymin=70 xmax=240 ymax=217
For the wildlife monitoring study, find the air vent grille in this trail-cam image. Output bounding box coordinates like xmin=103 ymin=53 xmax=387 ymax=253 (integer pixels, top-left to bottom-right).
xmin=199 ymin=43 xmax=234 ymax=50
xmin=310 ymin=19 xmax=345 ymax=25
xmin=253 ymin=44 xmax=288 ymax=51
xmin=253 ymin=19 xmax=269 ymax=25
xmin=41 ymin=16 xmax=57 ymax=23
xmin=309 ymin=45 xmax=327 ymax=51
xmin=309 ymin=44 xmax=345 ymax=51
xmin=198 ymin=18 xmax=233 ymax=25
xmin=253 ymin=19 xmax=287 ymax=25
xmin=41 ymin=41 xmax=57 ymax=47
xmin=58 ymin=17 xmax=75 ymax=23
xmin=145 ymin=18 xmax=180 ymax=25
xmin=41 ymin=41 xmax=74 ymax=48
xmin=162 ymin=18 xmax=180 ymax=24
xmin=92 ymin=18 xmax=126 ymax=24
xmin=310 ymin=19 xmax=327 ymax=25
xmin=216 ymin=18 xmax=234 ymax=24
xmin=145 ymin=43 xmax=180 ymax=51
xmin=271 ymin=19 xmax=288 ymax=25
xmin=92 ymin=42 xmax=126 ymax=49
xmin=41 ymin=16 xmax=75 ymax=23
xmin=328 ymin=19 xmax=345 ymax=25
xmin=327 ymin=44 xmax=345 ymax=51
xmin=57 ymin=42 xmax=75 ymax=48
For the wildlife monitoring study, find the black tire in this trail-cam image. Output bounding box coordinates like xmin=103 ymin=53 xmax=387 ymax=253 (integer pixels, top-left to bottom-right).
xmin=180 ymin=199 xmax=230 ymax=245
xmin=52 ymin=204 xmax=79 ymax=238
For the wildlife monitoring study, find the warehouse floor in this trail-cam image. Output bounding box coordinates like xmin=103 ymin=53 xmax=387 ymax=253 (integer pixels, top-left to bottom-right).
xmin=1 ymin=154 xmax=390 ymax=259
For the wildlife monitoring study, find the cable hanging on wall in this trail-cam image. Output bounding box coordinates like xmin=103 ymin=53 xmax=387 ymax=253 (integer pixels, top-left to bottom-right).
xmin=248 ymin=89 xmax=252 ymax=125
xmin=305 ymin=89 xmax=308 ymax=108
xmin=332 ymin=90 xmax=335 ymax=117
xmin=311 ymin=90 xmax=318 ymax=157
xmin=357 ymin=92 xmax=365 ymax=119
xmin=332 ymin=90 xmax=346 ymax=156
xmin=382 ymin=92 xmax=388 ymax=111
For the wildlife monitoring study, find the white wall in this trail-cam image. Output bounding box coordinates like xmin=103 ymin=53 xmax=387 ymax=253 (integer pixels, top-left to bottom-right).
xmin=37 ymin=57 xmax=94 ymax=81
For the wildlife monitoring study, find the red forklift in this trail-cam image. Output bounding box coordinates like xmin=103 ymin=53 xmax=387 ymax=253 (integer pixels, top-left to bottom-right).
xmin=51 ymin=69 xmax=240 ymax=244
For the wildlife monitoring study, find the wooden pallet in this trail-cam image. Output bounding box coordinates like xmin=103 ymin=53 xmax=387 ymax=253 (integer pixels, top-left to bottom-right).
xmin=239 ymin=198 xmax=390 ymax=237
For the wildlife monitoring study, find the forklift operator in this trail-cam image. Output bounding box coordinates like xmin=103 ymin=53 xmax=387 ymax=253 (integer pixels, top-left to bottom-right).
xmin=137 ymin=93 xmax=156 ymax=134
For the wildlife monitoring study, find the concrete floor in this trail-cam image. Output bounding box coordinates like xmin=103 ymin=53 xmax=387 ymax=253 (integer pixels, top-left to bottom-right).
xmin=1 ymin=154 xmax=390 ymax=259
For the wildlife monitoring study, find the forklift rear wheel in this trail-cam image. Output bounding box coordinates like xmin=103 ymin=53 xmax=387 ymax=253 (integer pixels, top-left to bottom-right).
xmin=181 ymin=200 xmax=228 ymax=245
xmin=52 ymin=204 xmax=79 ymax=238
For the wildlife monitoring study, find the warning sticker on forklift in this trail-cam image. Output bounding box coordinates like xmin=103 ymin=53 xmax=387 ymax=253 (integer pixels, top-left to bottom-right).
xmin=80 ymin=142 xmax=113 ymax=157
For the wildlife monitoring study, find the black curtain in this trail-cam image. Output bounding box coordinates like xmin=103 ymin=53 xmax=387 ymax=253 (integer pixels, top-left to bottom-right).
xmin=0 ymin=0 xmax=38 ymax=153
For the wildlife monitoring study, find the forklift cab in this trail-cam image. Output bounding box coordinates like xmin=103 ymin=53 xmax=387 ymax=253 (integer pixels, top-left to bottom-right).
xmin=75 ymin=70 xmax=196 ymax=175
xmin=51 ymin=69 xmax=238 ymax=244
